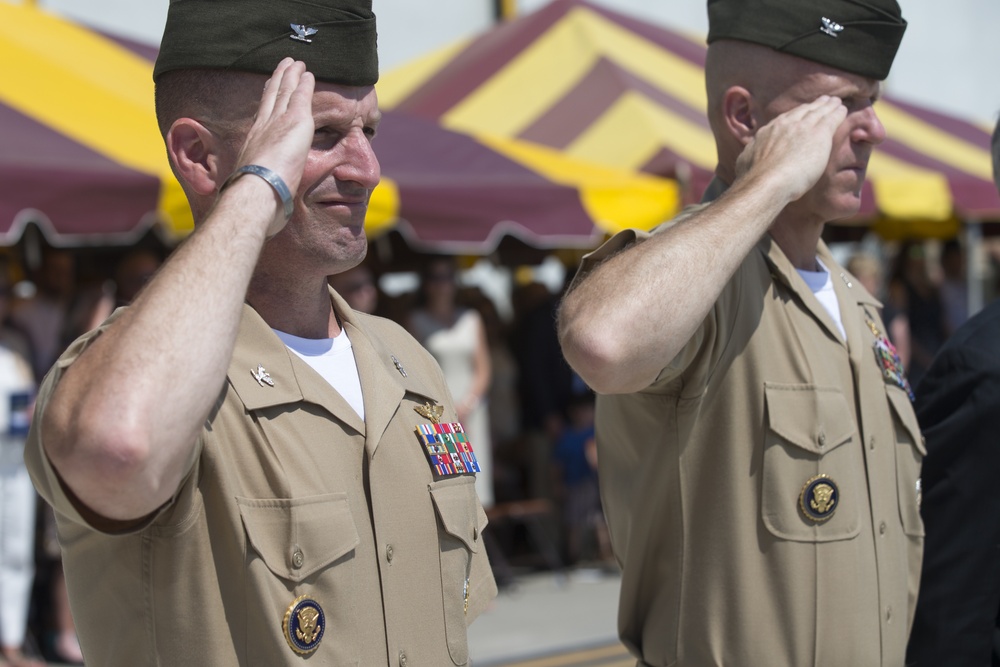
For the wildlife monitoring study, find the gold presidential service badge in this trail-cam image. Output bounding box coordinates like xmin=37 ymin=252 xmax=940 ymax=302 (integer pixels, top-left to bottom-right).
xmin=282 ymin=595 xmax=325 ymax=655
xmin=800 ymin=474 xmax=839 ymax=522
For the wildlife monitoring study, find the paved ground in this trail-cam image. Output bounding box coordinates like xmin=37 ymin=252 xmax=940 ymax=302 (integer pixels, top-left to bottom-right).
xmin=487 ymin=643 xmax=634 ymax=667
xmin=469 ymin=568 xmax=627 ymax=666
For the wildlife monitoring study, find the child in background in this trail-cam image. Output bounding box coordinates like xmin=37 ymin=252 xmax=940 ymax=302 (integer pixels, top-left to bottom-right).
xmin=551 ymin=390 xmax=613 ymax=568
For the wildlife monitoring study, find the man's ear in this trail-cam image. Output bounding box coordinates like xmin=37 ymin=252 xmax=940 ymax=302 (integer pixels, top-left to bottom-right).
xmin=721 ymin=86 xmax=757 ymax=146
xmin=165 ymin=119 xmax=226 ymax=197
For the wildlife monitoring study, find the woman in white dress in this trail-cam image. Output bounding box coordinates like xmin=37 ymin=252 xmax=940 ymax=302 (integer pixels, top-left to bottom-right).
xmin=407 ymin=258 xmax=493 ymax=507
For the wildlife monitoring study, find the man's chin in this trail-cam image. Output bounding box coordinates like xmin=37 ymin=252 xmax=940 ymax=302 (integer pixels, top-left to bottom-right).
xmin=825 ymin=195 xmax=863 ymax=223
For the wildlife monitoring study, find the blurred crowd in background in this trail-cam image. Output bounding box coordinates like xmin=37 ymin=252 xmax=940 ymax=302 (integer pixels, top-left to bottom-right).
xmin=1 ymin=227 xmax=999 ymax=663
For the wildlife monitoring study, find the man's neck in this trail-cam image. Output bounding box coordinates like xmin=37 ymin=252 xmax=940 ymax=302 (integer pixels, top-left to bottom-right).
xmin=709 ymin=171 xmax=826 ymax=271
xmin=247 ymin=274 xmax=341 ymax=340
xmin=769 ymin=214 xmax=825 ymax=272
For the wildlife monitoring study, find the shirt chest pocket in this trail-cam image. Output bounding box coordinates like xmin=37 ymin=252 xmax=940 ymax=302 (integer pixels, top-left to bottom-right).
xmin=237 ymin=493 xmax=362 ymax=666
xmin=429 ymin=476 xmax=487 ymax=666
xmin=762 ymin=384 xmax=862 ymax=543
xmin=238 ymin=493 xmax=360 ymax=582
xmin=886 ymin=387 xmax=926 ymax=537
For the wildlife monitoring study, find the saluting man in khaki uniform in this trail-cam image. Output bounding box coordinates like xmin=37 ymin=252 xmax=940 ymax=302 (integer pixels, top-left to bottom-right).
xmin=558 ymin=0 xmax=922 ymax=665
xmin=24 ymin=1 xmax=495 ymax=665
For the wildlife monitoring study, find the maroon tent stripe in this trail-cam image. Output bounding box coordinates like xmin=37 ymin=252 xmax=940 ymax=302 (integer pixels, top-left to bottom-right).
xmin=395 ymin=0 xmax=572 ymax=119
xmin=98 ymin=29 xmax=159 ymax=63
xmin=518 ymin=57 xmax=710 ymax=149
xmin=639 ymin=149 xmax=715 ymax=197
xmin=855 ymin=182 xmax=878 ymax=219
xmin=884 ymin=95 xmax=994 ymax=148
xmin=875 ymin=135 xmax=1000 ymax=216
xmin=583 ymin=1 xmax=708 ymax=67
xmin=396 ymin=0 xmax=710 ymax=121
xmin=393 ymin=182 xmax=598 ymax=248
xmin=950 ymin=180 xmax=1000 ymax=218
xmin=0 ymin=103 xmax=160 ymax=238
xmin=2 ymin=165 xmax=160 ymax=237
xmin=876 ymin=136 xmax=990 ymax=180
xmin=376 ymin=110 xmax=598 ymax=249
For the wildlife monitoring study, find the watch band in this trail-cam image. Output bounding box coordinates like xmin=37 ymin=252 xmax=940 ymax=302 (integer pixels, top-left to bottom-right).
xmin=222 ymin=164 xmax=294 ymax=221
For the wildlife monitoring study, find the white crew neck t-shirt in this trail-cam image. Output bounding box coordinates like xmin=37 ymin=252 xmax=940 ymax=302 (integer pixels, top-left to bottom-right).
xmin=273 ymin=328 xmax=365 ymax=420
xmin=796 ymin=258 xmax=846 ymax=341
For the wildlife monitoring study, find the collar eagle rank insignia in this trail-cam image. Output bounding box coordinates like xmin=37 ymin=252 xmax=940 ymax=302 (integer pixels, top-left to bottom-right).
xmin=820 ymin=17 xmax=845 ymax=38
xmin=290 ymin=23 xmax=318 ymax=43
xmin=251 ymin=364 xmax=274 ymax=387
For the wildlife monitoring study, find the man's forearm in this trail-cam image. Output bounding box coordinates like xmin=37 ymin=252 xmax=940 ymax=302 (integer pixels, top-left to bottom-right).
xmin=557 ymin=173 xmax=789 ymax=395
xmin=41 ymin=178 xmax=277 ymax=521
xmin=558 ymin=95 xmax=848 ymax=395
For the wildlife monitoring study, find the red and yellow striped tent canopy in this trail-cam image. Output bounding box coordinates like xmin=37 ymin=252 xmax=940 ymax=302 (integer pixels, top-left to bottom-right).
xmin=0 ymin=1 xmax=191 ymax=245
xmin=0 ymin=1 xmax=678 ymax=252
xmin=379 ymin=0 xmax=1000 ymax=240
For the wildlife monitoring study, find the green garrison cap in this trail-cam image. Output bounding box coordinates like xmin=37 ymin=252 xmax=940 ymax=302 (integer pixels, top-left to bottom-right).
xmin=153 ymin=0 xmax=378 ymax=85
xmin=707 ymin=0 xmax=906 ymax=80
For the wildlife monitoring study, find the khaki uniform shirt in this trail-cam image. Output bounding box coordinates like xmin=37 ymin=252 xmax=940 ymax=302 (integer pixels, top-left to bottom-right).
xmin=25 ymin=289 xmax=496 ymax=666
xmin=583 ymin=205 xmax=924 ymax=667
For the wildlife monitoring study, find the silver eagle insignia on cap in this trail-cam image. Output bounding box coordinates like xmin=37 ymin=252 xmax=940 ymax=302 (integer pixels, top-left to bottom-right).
xmin=290 ymin=24 xmax=319 ymax=43
xmin=820 ymin=17 xmax=845 ymax=38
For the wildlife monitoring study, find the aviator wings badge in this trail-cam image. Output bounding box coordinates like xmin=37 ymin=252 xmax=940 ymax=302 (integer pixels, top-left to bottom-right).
xmin=290 ymin=24 xmax=318 ymax=43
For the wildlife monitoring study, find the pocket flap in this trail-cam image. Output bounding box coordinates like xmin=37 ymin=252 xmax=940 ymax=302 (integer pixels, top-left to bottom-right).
xmin=238 ymin=493 xmax=360 ymax=583
xmin=764 ymin=384 xmax=854 ymax=455
xmin=886 ymin=386 xmax=926 ymax=454
xmin=429 ymin=477 xmax=483 ymax=553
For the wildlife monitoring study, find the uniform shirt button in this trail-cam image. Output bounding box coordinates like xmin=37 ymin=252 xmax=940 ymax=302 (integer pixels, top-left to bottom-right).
xmin=885 ymin=606 xmax=893 ymax=623
xmin=869 ymin=435 xmax=876 ymax=450
xmin=473 ymin=526 xmax=479 ymax=542
xmin=398 ymin=650 xmax=408 ymax=667
xmin=817 ymin=432 xmax=827 ymax=447
xmin=386 ymin=544 xmax=394 ymax=563
xmin=879 ymin=521 xmax=887 ymax=536
xmin=292 ymin=547 xmax=304 ymax=569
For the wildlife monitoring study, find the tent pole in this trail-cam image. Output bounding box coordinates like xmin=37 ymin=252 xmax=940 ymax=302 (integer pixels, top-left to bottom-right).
xmin=494 ymin=0 xmax=517 ymax=21
xmin=965 ymin=219 xmax=984 ymax=317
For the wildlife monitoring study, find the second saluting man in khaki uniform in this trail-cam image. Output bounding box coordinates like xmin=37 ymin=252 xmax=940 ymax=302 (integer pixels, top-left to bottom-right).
xmin=558 ymin=0 xmax=922 ymax=665
xmin=24 ymin=1 xmax=496 ymax=665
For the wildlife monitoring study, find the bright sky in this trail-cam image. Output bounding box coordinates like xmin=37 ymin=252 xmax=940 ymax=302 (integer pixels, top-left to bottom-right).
xmin=32 ymin=0 xmax=1000 ymax=126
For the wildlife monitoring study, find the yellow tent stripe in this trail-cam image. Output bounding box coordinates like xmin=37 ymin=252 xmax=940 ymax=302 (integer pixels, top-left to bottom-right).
xmin=566 ymin=92 xmax=716 ymax=172
xmin=442 ymin=9 xmax=600 ymax=137
xmin=475 ymin=133 xmax=679 ymax=233
xmin=1 ymin=4 xmax=194 ymax=237
xmin=365 ymin=178 xmax=401 ymax=237
xmin=442 ymin=6 xmax=706 ymax=140
xmin=867 ymin=152 xmax=952 ymax=220
xmin=157 ymin=180 xmax=194 ymax=236
xmin=878 ymin=101 xmax=994 ymax=180
xmin=377 ymin=38 xmax=472 ymax=110
xmin=0 ymin=4 xmax=164 ymax=176
xmin=571 ymin=8 xmax=706 ymax=112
